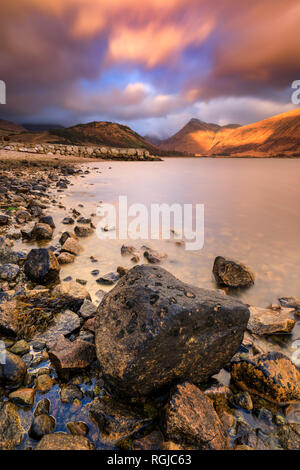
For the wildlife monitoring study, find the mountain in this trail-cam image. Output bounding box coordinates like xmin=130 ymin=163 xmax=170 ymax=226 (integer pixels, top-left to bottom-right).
xmin=209 ymin=108 xmax=300 ymax=157
xmin=143 ymin=135 xmax=162 ymax=146
xmin=159 ymin=118 xmax=240 ymax=154
xmin=22 ymin=123 xmax=65 ymax=131
xmin=3 ymin=120 xmax=159 ymax=153
xmin=0 ymin=119 xmax=27 ymax=135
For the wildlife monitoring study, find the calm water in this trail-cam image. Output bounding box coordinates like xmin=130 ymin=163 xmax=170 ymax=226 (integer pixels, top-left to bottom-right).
xmin=16 ymin=157 xmax=300 ymax=353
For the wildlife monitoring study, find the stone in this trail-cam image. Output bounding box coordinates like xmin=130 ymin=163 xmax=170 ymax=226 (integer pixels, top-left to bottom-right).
xmin=0 ymin=237 xmax=24 ymax=264
xmin=9 ymin=340 xmax=30 ymax=355
xmin=24 ymin=248 xmax=60 ymax=285
xmin=234 ymin=391 xmax=253 ymax=411
xmin=132 ymin=431 xmax=164 ymax=450
xmin=95 ymin=265 xmax=249 ymax=397
xmin=213 ymin=256 xmax=254 ymax=287
xmin=0 ymin=402 xmax=24 ymax=450
xmin=62 ymin=217 xmax=75 ymax=225
xmin=0 ymin=263 xmax=20 ymax=281
xmin=35 ymin=432 xmax=94 ymax=450
xmin=59 ymin=231 xmax=77 ymax=245
xmin=247 ymin=306 xmax=295 ymax=335
xmin=231 ymin=352 xmax=300 ymax=404
xmin=9 ymin=388 xmax=35 ymax=407
xmin=74 ymin=225 xmax=94 ymax=237
xmin=61 ymin=237 xmax=83 ymax=256
xmin=143 ymin=248 xmax=168 ymax=264
xmin=165 ymin=382 xmax=229 ymax=450
xmin=32 ymin=310 xmax=81 ymax=349
xmin=60 ymin=384 xmax=83 ymax=404
xmin=0 ymin=215 xmax=10 ymax=226
xmin=0 ymin=351 xmax=27 ymax=387
xmin=34 ymin=398 xmax=51 ymax=417
xmin=90 ymin=396 xmax=152 ymax=441
xmin=49 ymin=335 xmax=96 ymax=372
xmin=83 ymin=317 xmax=95 ymax=333
xmin=67 ymin=421 xmax=89 ymax=436
xmin=31 ymin=223 xmax=53 ymax=240
xmin=39 ymin=215 xmax=55 ymax=229
xmin=15 ymin=210 xmax=31 ymax=224
xmin=278 ymin=424 xmax=300 ymax=450
xmin=79 ymin=299 xmax=97 ymax=319
xmin=96 ymin=272 xmax=119 ymax=285
xmin=29 ymin=414 xmax=56 ymax=440
xmin=57 ymin=252 xmax=75 ymax=264
xmin=52 ymin=281 xmax=90 ymax=311
xmin=279 ymin=296 xmax=300 ymax=311
xmin=35 ymin=374 xmax=54 ymax=393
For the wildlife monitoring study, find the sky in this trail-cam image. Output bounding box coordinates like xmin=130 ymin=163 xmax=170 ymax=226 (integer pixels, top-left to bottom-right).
xmin=0 ymin=0 xmax=299 ymax=138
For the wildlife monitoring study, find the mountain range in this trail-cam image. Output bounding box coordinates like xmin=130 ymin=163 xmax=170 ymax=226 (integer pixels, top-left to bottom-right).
xmin=1 ymin=107 xmax=300 ymax=157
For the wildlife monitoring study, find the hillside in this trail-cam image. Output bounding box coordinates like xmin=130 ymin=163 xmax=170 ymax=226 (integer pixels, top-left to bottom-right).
xmin=159 ymin=118 xmax=240 ymax=154
xmin=1 ymin=120 xmax=159 ymax=153
xmin=209 ymin=108 xmax=300 ymax=157
xmin=0 ymin=119 xmax=27 ymax=136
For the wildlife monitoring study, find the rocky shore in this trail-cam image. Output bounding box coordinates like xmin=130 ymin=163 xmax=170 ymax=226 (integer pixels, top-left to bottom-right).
xmin=0 ymin=158 xmax=299 ymax=451
xmin=0 ymin=143 xmax=161 ymax=161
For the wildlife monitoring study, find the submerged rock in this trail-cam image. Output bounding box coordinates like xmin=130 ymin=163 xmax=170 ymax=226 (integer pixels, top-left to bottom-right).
xmin=248 ymin=306 xmax=295 ymax=335
xmin=95 ymin=265 xmax=249 ymax=397
xmin=29 ymin=414 xmax=56 ymax=440
xmin=0 ymin=402 xmax=24 ymax=450
xmin=143 ymin=247 xmax=168 ymax=264
xmin=278 ymin=424 xmax=300 ymax=450
xmin=67 ymin=421 xmax=89 ymax=436
xmin=90 ymin=396 xmax=152 ymax=441
xmin=24 ymin=248 xmax=60 ymax=285
xmin=213 ymin=256 xmax=254 ymax=288
xmin=231 ymin=352 xmax=300 ymax=404
xmin=35 ymin=432 xmax=94 ymax=450
xmin=165 ymin=382 xmax=229 ymax=450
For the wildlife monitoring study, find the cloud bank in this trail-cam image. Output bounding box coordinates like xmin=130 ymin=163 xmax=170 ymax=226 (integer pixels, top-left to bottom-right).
xmin=0 ymin=0 xmax=299 ymax=136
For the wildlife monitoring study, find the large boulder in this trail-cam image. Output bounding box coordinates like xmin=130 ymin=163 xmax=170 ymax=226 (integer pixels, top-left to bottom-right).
xmin=165 ymin=382 xmax=229 ymax=450
xmin=231 ymin=352 xmax=300 ymax=404
xmin=24 ymin=248 xmax=60 ymax=285
xmin=95 ymin=265 xmax=249 ymax=397
xmin=213 ymin=256 xmax=254 ymax=288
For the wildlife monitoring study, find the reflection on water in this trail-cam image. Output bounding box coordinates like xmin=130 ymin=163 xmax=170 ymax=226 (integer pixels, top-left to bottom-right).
xmin=16 ymin=158 xmax=300 ymax=358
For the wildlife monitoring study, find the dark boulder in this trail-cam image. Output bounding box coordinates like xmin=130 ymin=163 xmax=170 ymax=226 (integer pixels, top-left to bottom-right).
xmin=95 ymin=265 xmax=249 ymax=397
xmin=24 ymin=248 xmax=60 ymax=285
xmin=213 ymin=256 xmax=254 ymax=288
xmin=39 ymin=215 xmax=56 ymax=229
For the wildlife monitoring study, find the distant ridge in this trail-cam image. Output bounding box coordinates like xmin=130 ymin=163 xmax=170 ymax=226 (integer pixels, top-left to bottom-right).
xmin=159 ymin=118 xmax=240 ymax=154
xmin=209 ymin=108 xmax=300 ymax=157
